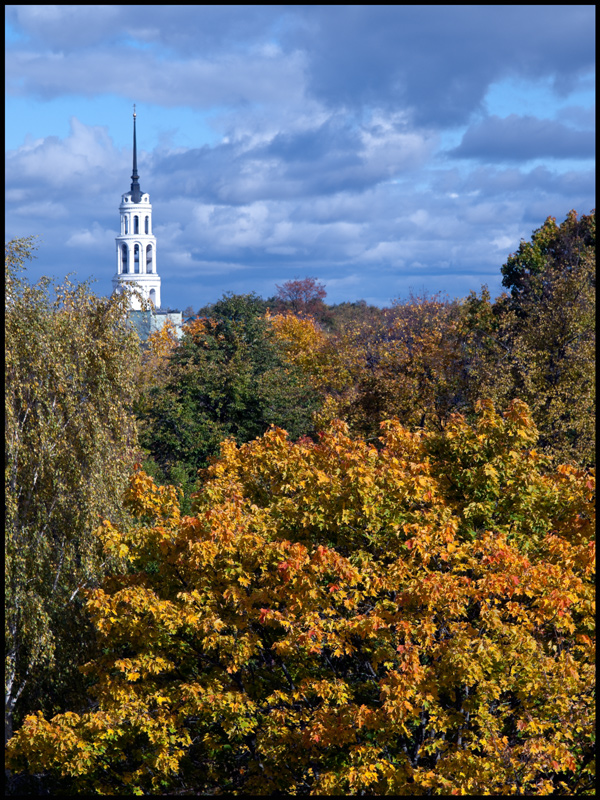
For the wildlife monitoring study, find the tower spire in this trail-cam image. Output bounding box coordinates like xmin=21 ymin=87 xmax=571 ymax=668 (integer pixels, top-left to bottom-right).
xmin=130 ymin=104 xmax=142 ymax=203
xmin=114 ymin=105 xmax=162 ymax=312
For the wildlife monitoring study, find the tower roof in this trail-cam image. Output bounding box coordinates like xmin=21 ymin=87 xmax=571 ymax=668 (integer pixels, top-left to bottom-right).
xmin=130 ymin=105 xmax=142 ymax=203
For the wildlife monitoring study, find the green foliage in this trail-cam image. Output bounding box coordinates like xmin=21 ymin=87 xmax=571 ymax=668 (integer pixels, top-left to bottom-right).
xmin=5 ymin=238 xmax=140 ymax=743
xmin=501 ymin=209 xmax=595 ymax=307
xmin=462 ymin=210 xmax=595 ymax=465
xmin=137 ymin=293 xmax=320 ymax=511
xmin=195 ymin=291 xmax=271 ymax=320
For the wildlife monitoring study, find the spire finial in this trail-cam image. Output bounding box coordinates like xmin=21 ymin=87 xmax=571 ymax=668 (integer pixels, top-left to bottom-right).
xmin=130 ymin=104 xmax=142 ymax=203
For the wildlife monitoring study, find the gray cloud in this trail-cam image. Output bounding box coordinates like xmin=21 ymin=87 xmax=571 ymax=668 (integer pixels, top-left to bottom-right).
xmin=463 ymin=165 xmax=595 ymax=198
xmin=282 ymin=6 xmax=595 ymax=126
xmin=556 ymin=104 xmax=597 ymax=129
xmin=5 ymin=45 xmax=308 ymax=109
xmin=5 ymin=5 xmax=284 ymax=55
xmin=449 ymin=114 xmax=595 ymax=162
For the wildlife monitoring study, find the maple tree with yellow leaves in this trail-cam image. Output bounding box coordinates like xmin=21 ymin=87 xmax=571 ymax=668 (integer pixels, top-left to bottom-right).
xmin=6 ymin=400 xmax=595 ymax=795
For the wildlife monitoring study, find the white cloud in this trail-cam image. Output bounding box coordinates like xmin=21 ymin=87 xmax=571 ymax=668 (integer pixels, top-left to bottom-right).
xmin=408 ymin=209 xmax=429 ymax=226
xmin=491 ymin=234 xmax=516 ymax=251
xmin=363 ymin=241 xmax=407 ymax=263
xmin=14 ymin=200 xmax=68 ymax=219
xmin=6 ymin=117 xmax=122 ymax=189
xmin=66 ymin=223 xmax=114 ymax=248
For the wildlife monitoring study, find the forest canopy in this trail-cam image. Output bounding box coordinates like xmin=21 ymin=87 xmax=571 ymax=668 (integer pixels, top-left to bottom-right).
xmin=5 ymin=209 xmax=595 ymax=795
xmin=6 ymin=402 xmax=595 ymax=795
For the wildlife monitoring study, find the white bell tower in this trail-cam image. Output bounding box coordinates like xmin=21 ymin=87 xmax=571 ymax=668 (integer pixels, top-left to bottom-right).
xmin=112 ymin=106 xmax=161 ymax=310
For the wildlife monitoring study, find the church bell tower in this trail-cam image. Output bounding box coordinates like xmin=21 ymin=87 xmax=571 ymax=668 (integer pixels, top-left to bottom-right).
xmin=112 ymin=106 xmax=161 ymax=309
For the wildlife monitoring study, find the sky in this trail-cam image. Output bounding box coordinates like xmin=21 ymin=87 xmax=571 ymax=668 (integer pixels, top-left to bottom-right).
xmin=5 ymin=5 xmax=595 ymax=310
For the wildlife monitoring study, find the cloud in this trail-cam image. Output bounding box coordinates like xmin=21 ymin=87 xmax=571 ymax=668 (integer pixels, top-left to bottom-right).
xmin=461 ymin=165 xmax=595 ymax=198
xmin=6 ymin=45 xmax=309 ymax=110
xmin=449 ymin=114 xmax=594 ymax=162
xmin=283 ymin=6 xmax=595 ymax=126
xmin=13 ymin=200 xmax=68 ymax=219
xmin=167 ymin=253 xmax=248 ymax=277
xmin=151 ymin=111 xmax=435 ymax=205
xmin=556 ymin=104 xmax=596 ymax=129
xmin=6 ymin=5 xmax=121 ymax=49
xmin=7 ymin=6 xmax=594 ymax=127
xmin=6 ymin=117 xmax=125 ymax=192
xmin=5 ymin=5 xmax=284 ymax=56
xmin=66 ymin=223 xmax=114 ymax=249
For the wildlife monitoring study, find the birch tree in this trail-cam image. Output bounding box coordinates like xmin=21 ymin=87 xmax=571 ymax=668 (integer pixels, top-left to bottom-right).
xmin=5 ymin=238 xmax=140 ymax=745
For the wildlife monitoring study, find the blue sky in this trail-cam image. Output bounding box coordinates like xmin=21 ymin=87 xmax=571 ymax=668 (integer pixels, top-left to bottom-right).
xmin=5 ymin=5 xmax=595 ymax=310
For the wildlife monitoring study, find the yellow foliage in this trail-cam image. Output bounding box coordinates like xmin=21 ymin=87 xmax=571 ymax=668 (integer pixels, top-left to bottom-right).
xmin=6 ymin=402 xmax=595 ymax=795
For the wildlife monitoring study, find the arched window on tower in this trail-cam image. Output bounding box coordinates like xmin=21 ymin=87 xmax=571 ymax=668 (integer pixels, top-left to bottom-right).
xmin=145 ymin=216 xmax=149 ymax=234
xmin=124 ymin=216 xmax=128 ymax=234
xmin=122 ymin=244 xmax=128 ymax=273
xmin=134 ymin=244 xmax=140 ymax=273
xmin=134 ymin=216 xmax=139 ymax=234
xmin=146 ymin=245 xmax=153 ymax=272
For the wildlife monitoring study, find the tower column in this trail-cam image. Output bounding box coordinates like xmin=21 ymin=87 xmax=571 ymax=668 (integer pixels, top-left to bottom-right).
xmin=112 ymin=106 xmax=161 ymax=310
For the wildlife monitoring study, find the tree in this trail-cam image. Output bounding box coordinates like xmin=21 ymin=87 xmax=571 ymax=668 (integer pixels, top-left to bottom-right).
xmin=501 ymin=209 xmax=595 ymax=308
xmin=7 ymin=401 xmax=595 ymax=795
xmin=134 ymin=319 xmax=180 ymax=414
xmin=325 ymin=299 xmax=383 ymax=333
xmin=137 ymin=293 xmax=320 ymax=512
xmin=269 ymin=212 xmax=595 ymax=467
xmin=275 ymin=276 xmax=328 ymax=318
xmin=271 ymin=291 xmax=467 ymax=440
xmin=267 ymin=310 xmax=349 ymax=393
xmin=462 ymin=210 xmax=595 ymax=466
xmin=5 ymin=238 xmax=140 ymax=747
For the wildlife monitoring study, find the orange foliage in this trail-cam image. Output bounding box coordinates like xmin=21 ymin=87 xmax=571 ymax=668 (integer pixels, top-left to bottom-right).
xmin=6 ymin=401 xmax=595 ymax=795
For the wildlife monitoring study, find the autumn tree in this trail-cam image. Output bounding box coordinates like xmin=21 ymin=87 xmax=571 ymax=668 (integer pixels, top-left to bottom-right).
xmin=274 ymin=276 xmax=328 ymax=319
xmin=270 ymin=213 xmax=595 ymax=467
xmin=502 ymin=210 xmax=594 ymax=465
xmin=325 ymin=299 xmax=383 ymax=333
xmin=5 ymin=238 xmax=140 ymax=747
xmin=134 ymin=319 xmax=180 ymax=414
xmin=271 ymin=291 xmax=467 ymax=440
xmin=7 ymin=401 xmax=595 ymax=795
xmin=267 ymin=310 xmax=349 ymax=393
